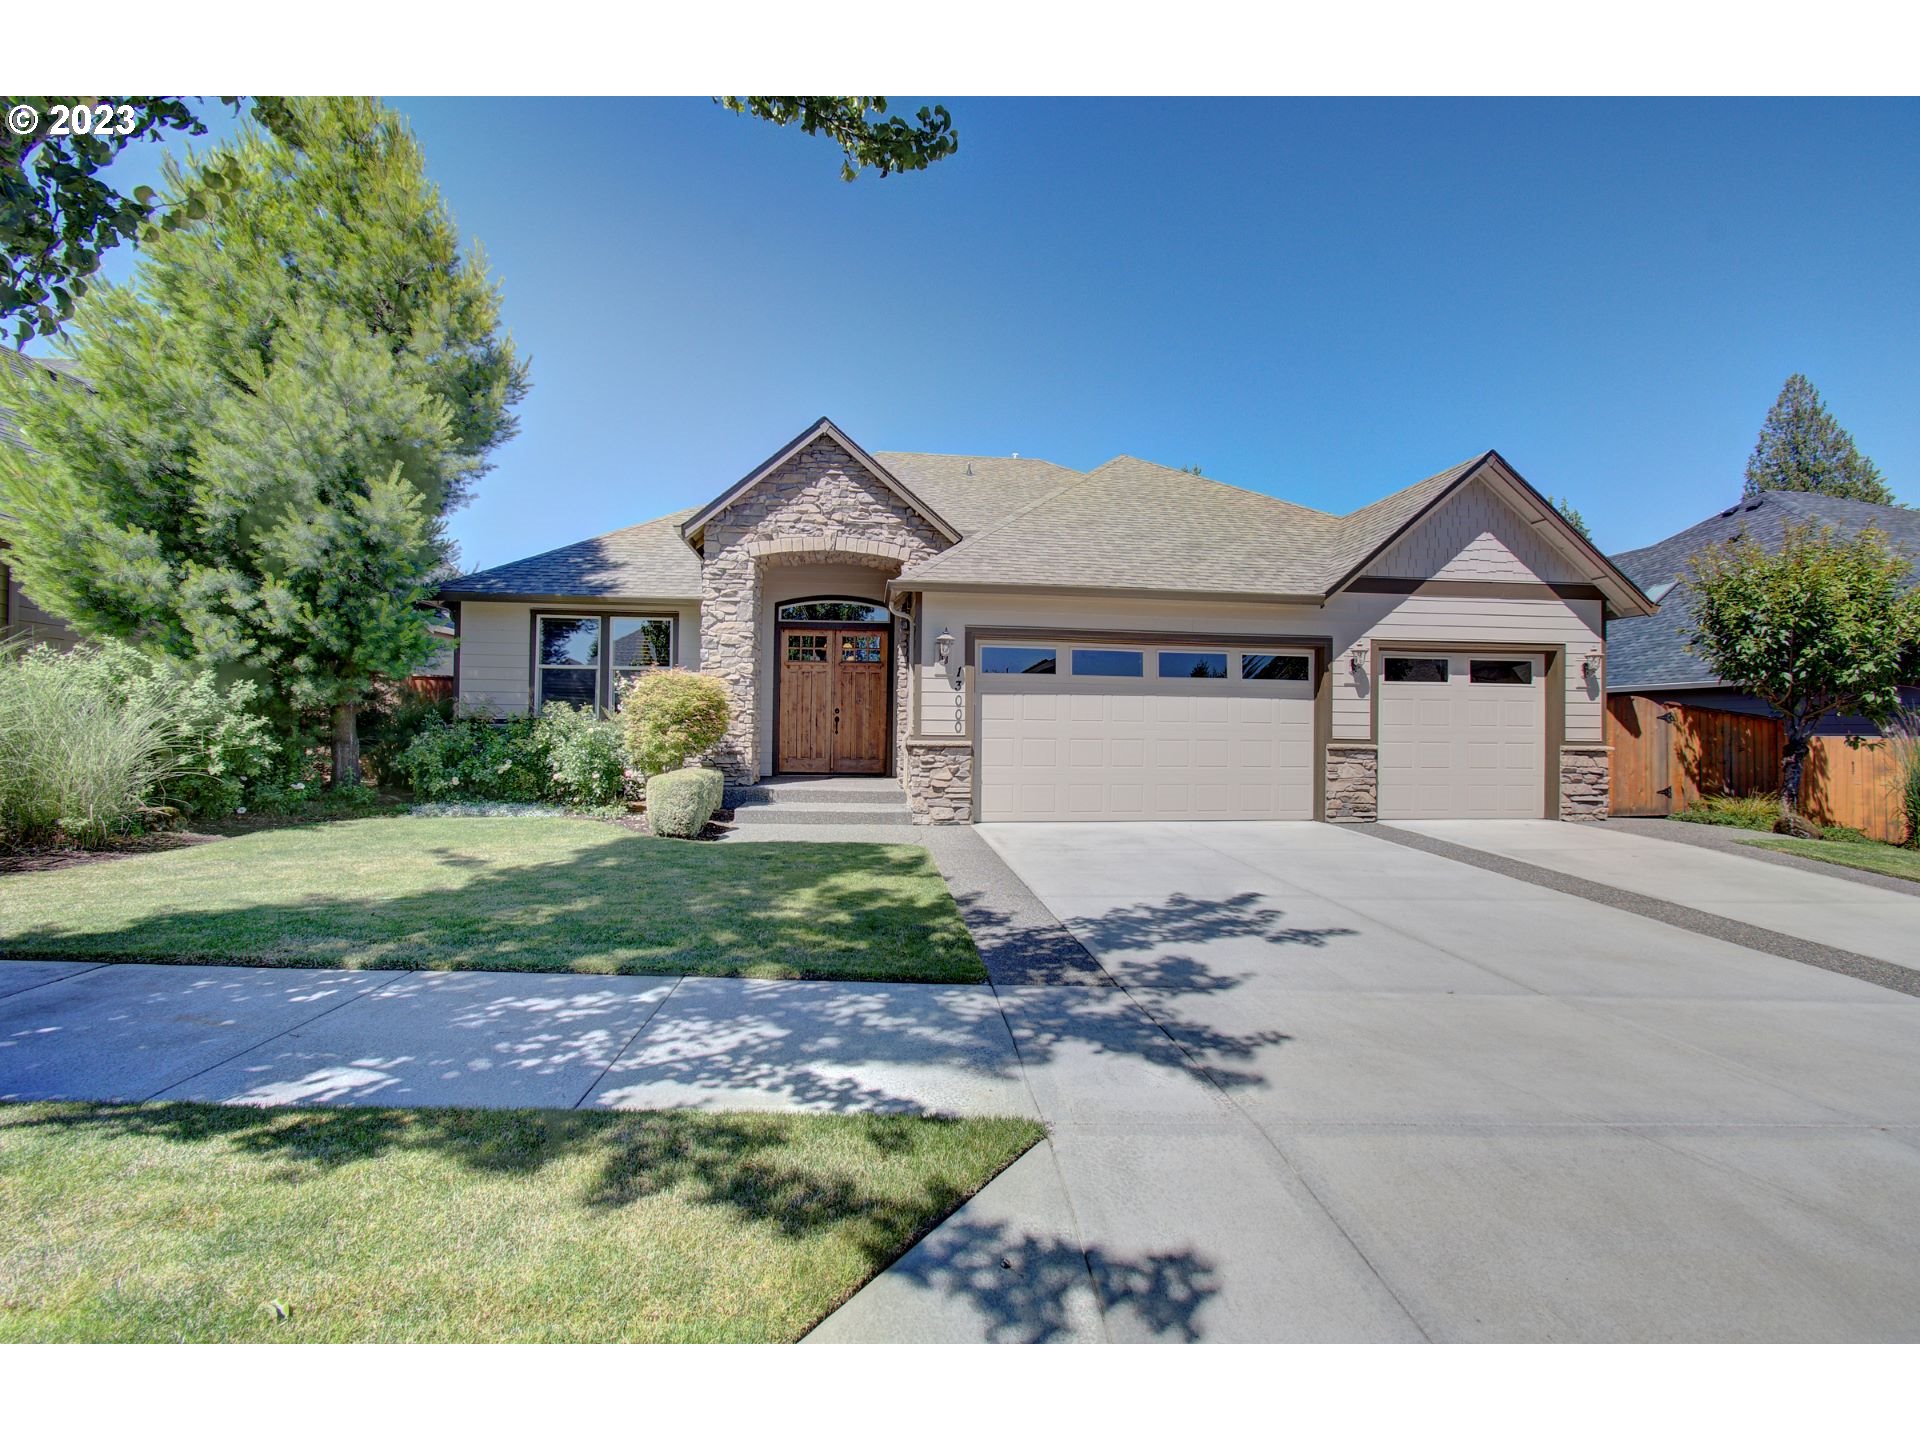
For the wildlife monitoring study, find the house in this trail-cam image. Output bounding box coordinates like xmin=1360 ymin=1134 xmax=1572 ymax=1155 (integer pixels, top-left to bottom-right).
xmin=1607 ymin=490 xmax=1920 ymax=736
xmin=0 ymin=350 xmax=84 ymax=651
xmin=438 ymin=416 xmax=1654 ymax=824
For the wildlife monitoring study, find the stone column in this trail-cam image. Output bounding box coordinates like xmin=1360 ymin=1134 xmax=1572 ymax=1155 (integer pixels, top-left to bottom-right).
xmin=699 ymin=539 xmax=762 ymax=785
xmin=1559 ymin=743 xmax=1611 ymax=820
xmin=1325 ymin=742 xmax=1379 ymax=821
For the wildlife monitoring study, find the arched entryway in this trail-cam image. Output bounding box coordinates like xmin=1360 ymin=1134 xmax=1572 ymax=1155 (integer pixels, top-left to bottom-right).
xmin=773 ymin=596 xmax=893 ymax=774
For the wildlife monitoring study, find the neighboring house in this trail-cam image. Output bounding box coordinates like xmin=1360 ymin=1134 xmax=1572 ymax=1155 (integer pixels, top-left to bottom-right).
xmin=440 ymin=416 xmax=1653 ymax=825
xmin=1607 ymin=491 xmax=1920 ymax=737
xmin=0 ymin=350 xmax=84 ymax=651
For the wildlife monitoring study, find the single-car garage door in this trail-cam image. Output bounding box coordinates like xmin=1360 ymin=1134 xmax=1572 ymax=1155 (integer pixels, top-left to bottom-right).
xmin=1378 ymin=652 xmax=1545 ymax=819
xmin=977 ymin=640 xmax=1316 ymax=821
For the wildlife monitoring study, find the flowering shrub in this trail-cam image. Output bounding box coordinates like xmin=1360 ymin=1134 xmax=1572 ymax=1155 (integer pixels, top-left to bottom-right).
xmin=534 ymin=704 xmax=633 ymax=808
xmin=397 ymin=712 xmax=549 ymax=803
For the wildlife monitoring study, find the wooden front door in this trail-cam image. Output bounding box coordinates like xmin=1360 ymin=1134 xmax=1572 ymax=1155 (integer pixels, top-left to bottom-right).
xmin=777 ymin=626 xmax=889 ymax=774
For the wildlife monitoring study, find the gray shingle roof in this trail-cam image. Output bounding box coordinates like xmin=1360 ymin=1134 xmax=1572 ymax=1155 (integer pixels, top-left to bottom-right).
xmin=897 ymin=455 xmax=1349 ymax=595
xmin=440 ymin=509 xmax=703 ymax=600
xmin=873 ymin=452 xmax=1085 ymax=536
xmin=1606 ymin=491 xmax=1920 ymax=691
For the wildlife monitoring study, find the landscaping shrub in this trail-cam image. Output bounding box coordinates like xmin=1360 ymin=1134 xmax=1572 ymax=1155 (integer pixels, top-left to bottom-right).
xmin=0 ymin=640 xmax=293 ymax=845
xmin=1672 ymin=793 xmax=1784 ymax=831
xmin=534 ymin=704 xmax=634 ymax=808
xmin=1820 ymin=824 xmax=1869 ymax=843
xmin=1889 ymin=711 xmax=1920 ymax=848
xmin=79 ymin=640 xmax=284 ymax=818
xmin=647 ymin=767 xmax=724 ymax=838
xmin=621 ymin=669 xmax=729 ymax=776
xmin=397 ymin=712 xmax=549 ymax=803
xmin=361 ymin=684 xmax=456 ymax=787
xmin=0 ymin=642 xmax=182 ymax=846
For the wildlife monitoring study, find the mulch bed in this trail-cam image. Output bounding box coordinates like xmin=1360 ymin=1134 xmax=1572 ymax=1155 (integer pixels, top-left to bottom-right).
xmin=0 ymin=830 xmax=225 ymax=875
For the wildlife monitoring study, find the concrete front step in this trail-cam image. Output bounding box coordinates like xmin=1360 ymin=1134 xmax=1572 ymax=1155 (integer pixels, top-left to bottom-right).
xmin=730 ymin=803 xmax=913 ymax=827
xmin=727 ymin=779 xmax=908 ymax=809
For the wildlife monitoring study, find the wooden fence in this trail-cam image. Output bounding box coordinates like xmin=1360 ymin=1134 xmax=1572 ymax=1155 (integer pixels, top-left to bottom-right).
xmin=1604 ymin=695 xmax=1911 ymax=843
xmin=401 ymin=674 xmax=455 ymax=703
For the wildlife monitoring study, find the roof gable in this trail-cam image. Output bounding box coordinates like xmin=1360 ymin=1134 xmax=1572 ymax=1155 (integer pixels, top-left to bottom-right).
xmin=680 ymin=417 xmax=960 ymax=549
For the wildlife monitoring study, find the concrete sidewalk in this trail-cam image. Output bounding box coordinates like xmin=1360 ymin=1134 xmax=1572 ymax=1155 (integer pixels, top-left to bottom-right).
xmin=0 ymin=963 xmax=1032 ymax=1116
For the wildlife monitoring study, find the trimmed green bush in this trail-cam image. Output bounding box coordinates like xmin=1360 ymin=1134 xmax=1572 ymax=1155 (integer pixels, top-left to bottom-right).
xmin=647 ymin=767 xmax=724 ymax=839
xmin=622 ymin=669 xmax=729 ymax=775
xmin=1890 ymin=712 xmax=1920 ymax=848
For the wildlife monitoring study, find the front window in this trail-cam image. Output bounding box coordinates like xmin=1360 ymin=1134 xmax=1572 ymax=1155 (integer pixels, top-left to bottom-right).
xmin=537 ymin=613 xmax=674 ymax=712
xmin=538 ymin=616 xmax=600 ymax=709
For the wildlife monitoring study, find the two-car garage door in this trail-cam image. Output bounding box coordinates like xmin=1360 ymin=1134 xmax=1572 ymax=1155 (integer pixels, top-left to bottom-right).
xmin=977 ymin=640 xmax=1316 ymax=821
xmin=974 ymin=637 xmax=1549 ymax=822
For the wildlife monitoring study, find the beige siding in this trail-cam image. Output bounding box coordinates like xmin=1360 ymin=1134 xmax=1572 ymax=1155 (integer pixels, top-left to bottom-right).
xmin=1328 ymin=592 xmax=1604 ymax=743
xmin=453 ymin=600 xmax=702 ymax=717
xmin=1365 ymin=477 xmax=1582 ymax=584
xmin=455 ymin=601 xmax=535 ymax=715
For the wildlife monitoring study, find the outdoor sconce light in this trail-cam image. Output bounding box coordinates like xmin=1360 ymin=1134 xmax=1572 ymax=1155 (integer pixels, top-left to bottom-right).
xmin=935 ymin=629 xmax=955 ymax=667
xmin=1582 ymin=648 xmax=1603 ymax=680
xmin=1349 ymin=641 xmax=1368 ymax=677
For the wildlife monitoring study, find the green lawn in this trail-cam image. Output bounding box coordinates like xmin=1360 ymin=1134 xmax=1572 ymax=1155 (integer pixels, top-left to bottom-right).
xmin=1738 ymin=832 xmax=1920 ymax=884
xmin=0 ymin=1101 xmax=1041 ymax=1342
xmin=0 ymin=817 xmax=985 ymax=982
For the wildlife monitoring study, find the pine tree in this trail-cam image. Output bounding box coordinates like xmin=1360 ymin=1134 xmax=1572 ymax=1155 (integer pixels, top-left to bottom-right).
xmin=0 ymin=97 xmax=528 ymax=787
xmin=1743 ymin=374 xmax=1895 ymax=505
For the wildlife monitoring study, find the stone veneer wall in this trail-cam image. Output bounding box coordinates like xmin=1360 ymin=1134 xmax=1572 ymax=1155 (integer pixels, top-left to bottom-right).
xmin=904 ymin=739 xmax=974 ymax=824
xmin=697 ymin=438 xmax=946 ymax=783
xmin=1559 ymin=744 xmax=1610 ymax=821
xmin=1325 ymin=742 xmax=1378 ymax=821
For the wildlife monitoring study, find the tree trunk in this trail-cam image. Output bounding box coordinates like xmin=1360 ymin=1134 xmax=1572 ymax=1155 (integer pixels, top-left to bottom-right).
xmin=1780 ymin=724 xmax=1810 ymax=815
xmin=330 ymin=701 xmax=363 ymax=789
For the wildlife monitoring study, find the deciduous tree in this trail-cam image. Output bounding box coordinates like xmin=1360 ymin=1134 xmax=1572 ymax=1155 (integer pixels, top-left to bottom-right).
xmin=1686 ymin=522 xmax=1920 ymax=817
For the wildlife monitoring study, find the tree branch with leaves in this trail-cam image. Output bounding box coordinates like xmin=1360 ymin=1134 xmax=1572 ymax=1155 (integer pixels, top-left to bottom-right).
xmin=1686 ymin=521 xmax=1920 ymax=821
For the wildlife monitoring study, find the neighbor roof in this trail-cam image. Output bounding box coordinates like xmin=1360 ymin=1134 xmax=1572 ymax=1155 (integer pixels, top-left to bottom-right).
xmin=1606 ymin=490 xmax=1920 ymax=691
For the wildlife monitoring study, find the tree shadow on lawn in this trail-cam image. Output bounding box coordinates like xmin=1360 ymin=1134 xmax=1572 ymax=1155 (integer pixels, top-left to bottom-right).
xmin=0 ymin=834 xmax=984 ymax=982
xmin=9 ymin=1100 xmax=1221 ymax=1343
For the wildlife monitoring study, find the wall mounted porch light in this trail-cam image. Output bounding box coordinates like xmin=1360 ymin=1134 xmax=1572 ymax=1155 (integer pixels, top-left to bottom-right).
xmin=1582 ymin=647 xmax=1603 ymax=680
xmin=935 ymin=628 xmax=955 ymax=667
xmin=1349 ymin=641 xmax=1368 ymax=677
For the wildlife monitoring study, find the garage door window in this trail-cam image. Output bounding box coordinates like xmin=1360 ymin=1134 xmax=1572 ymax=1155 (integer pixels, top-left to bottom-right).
xmin=981 ymin=645 xmax=1056 ymax=675
xmin=1470 ymin=659 xmax=1533 ymax=685
xmin=1158 ymin=651 xmax=1228 ymax=679
xmin=1241 ymin=653 xmax=1309 ymax=682
xmin=1072 ymin=649 xmax=1144 ymax=677
xmin=1384 ymin=657 xmax=1447 ymax=683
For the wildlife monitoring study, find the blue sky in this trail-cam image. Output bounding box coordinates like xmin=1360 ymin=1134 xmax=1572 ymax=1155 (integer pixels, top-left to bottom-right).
xmin=40 ymin=97 xmax=1919 ymax=570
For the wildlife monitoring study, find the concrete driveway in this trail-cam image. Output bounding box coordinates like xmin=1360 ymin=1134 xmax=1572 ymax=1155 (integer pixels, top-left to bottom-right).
xmin=907 ymin=820 xmax=1920 ymax=1342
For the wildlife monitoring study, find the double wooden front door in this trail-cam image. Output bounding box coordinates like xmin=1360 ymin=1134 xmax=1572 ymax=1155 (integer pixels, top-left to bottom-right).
xmin=777 ymin=626 xmax=889 ymax=774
